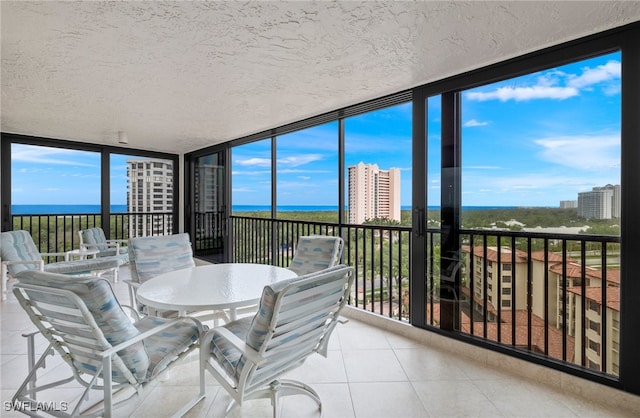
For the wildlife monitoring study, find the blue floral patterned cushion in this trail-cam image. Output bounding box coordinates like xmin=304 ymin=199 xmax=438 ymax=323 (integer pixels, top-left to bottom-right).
xmin=287 ymin=235 xmax=343 ymax=275
xmin=14 ymin=270 xmax=150 ymax=382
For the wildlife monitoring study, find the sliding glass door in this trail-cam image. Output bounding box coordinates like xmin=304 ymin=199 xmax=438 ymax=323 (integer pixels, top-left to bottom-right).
xmin=189 ymin=149 xmax=227 ymax=263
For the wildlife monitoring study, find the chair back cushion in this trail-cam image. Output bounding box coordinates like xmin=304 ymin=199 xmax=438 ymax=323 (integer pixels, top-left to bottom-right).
xmin=128 ymin=233 xmax=195 ymax=283
xmin=239 ymin=264 xmax=353 ymax=388
xmin=0 ymin=230 xmax=43 ymax=276
xmin=14 ymin=270 xmax=150 ymax=382
xmin=80 ymin=227 xmax=109 ymax=251
xmin=287 ymin=235 xmax=344 ymax=275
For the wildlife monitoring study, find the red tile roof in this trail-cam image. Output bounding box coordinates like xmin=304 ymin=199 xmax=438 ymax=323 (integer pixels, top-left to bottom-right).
xmin=567 ymin=285 xmax=620 ymax=311
xmin=462 ymin=245 xmax=528 ymax=263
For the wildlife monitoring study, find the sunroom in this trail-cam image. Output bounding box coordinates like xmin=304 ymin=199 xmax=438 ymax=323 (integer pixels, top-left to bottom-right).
xmin=2 ymin=2 xmax=640 ymax=417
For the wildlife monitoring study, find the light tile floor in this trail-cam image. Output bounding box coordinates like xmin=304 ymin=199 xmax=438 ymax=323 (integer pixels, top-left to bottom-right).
xmin=2 ymin=266 xmax=640 ymax=417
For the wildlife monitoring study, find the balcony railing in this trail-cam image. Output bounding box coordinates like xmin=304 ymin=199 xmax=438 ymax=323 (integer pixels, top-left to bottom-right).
xmin=427 ymin=228 xmax=620 ymax=377
xmin=11 ymin=212 xmax=173 ymax=259
xmin=232 ymin=215 xmax=621 ymax=379
xmin=10 ymin=212 xmax=621 ymax=380
xmin=231 ymin=216 xmax=412 ymax=321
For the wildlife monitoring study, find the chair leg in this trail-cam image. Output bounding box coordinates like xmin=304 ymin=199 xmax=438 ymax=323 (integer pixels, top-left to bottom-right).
xmin=103 ymin=354 xmax=113 ymax=417
xmin=241 ymin=379 xmax=322 ymax=418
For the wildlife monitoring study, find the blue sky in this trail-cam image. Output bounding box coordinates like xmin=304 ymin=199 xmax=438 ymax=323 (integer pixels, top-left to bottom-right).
xmin=10 ymin=150 xmax=142 ymax=205
xmin=11 ymin=52 xmax=620 ymax=209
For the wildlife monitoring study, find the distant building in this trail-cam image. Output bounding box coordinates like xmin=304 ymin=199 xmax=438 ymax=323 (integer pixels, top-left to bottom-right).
xmin=560 ymin=200 xmax=577 ymax=209
xmin=462 ymin=245 xmax=620 ymax=375
xmin=577 ymin=184 xmax=620 ymax=219
xmin=594 ymin=184 xmax=621 ymax=218
xmin=348 ymin=162 xmax=401 ymax=224
xmin=127 ymin=158 xmax=174 ymax=236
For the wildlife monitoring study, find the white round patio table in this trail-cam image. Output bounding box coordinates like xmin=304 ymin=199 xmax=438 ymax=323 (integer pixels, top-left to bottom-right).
xmin=136 ymin=263 xmax=297 ymax=320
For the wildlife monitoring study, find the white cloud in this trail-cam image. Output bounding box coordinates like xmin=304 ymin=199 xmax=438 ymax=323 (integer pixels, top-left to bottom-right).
xmin=298 ymin=176 xmax=311 ymax=180
xmin=464 ymin=119 xmax=489 ymax=127
xmin=234 ymin=158 xmax=270 ymax=167
xmin=568 ymin=61 xmax=620 ymax=89
xmin=232 ymin=187 xmax=254 ymax=193
xmin=466 ymin=166 xmax=502 ymax=170
xmin=466 ymin=60 xmax=620 ymax=102
xmin=231 ymin=170 xmax=270 ymax=176
xmin=467 ymin=85 xmax=578 ymax=102
xmin=11 ymin=145 xmax=95 ymax=166
xmin=279 ymin=169 xmax=331 ymax=174
xmin=534 ymin=134 xmax=620 ymax=170
xmin=277 ymin=154 xmax=323 ymax=167
xmin=465 ymin=172 xmax=594 ymax=194
xmin=235 ymin=154 xmax=323 ymax=169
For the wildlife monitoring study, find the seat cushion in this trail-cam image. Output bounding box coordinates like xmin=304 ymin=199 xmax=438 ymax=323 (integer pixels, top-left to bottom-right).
xmin=135 ymin=316 xmax=202 ymax=380
xmin=209 ymin=318 xmax=252 ymax=380
xmin=43 ymin=257 xmax=121 ymax=274
xmin=14 ymin=270 xmax=150 ymax=382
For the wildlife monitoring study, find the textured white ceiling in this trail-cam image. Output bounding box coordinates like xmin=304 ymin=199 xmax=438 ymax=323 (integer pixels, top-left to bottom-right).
xmin=2 ymin=1 xmax=640 ymax=154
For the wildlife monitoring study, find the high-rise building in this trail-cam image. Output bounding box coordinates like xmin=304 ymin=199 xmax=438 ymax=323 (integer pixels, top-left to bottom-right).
xmin=127 ymin=158 xmax=174 ymax=236
xmin=462 ymin=246 xmax=620 ymax=375
xmin=594 ymin=184 xmax=621 ymax=218
xmin=348 ymin=162 xmax=400 ymax=224
xmin=560 ymin=200 xmax=577 ymax=209
xmin=577 ymin=184 xmax=620 ymax=219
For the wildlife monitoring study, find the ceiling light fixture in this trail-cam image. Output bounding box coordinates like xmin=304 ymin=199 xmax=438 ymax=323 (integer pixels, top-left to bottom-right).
xmin=118 ymin=131 xmax=128 ymax=144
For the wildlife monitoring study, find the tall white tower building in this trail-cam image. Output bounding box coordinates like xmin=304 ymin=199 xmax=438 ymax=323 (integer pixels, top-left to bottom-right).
xmin=578 ymin=187 xmax=613 ymax=220
xmin=127 ymin=158 xmax=174 ymax=236
xmin=348 ymin=162 xmax=401 ymax=224
xmin=594 ymin=184 xmax=621 ymax=218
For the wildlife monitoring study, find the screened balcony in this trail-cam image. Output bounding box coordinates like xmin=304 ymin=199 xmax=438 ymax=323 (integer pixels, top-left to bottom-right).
xmin=3 ymin=2 xmax=640 ymax=416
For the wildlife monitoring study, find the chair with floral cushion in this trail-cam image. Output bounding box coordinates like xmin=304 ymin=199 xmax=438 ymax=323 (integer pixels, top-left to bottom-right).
xmin=78 ymin=227 xmax=129 ymax=263
xmin=11 ymin=270 xmax=205 ymax=417
xmin=0 ymin=230 xmax=124 ymax=301
xmin=199 ymin=264 xmax=354 ymax=418
xmin=287 ymin=235 xmax=344 ymax=275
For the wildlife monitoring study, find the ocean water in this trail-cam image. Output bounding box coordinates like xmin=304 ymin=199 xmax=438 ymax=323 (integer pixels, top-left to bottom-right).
xmin=11 ymin=204 xmax=129 ymax=215
xmin=11 ymin=204 xmax=347 ymax=214
xmin=11 ymin=204 xmax=515 ymax=215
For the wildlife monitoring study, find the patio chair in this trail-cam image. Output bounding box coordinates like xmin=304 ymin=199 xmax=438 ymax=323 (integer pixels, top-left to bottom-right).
xmin=232 ymin=234 xmax=345 ymax=319
xmin=0 ymin=230 xmax=124 ymax=301
xmin=287 ymin=235 xmax=344 ymax=275
xmin=126 ymin=233 xmax=201 ymax=317
xmin=200 ymin=264 xmax=354 ymax=418
xmin=11 ymin=270 xmax=205 ymax=417
xmin=78 ymin=227 xmax=129 ymax=263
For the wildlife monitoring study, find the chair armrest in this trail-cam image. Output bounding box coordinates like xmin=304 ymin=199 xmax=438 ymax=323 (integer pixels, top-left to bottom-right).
xmin=201 ymin=326 xmax=266 ymax=367
xmin=123 ymin=279 xmax=140 ymax=289
xmin=42 ymin=251 xmax=69 ymax=258
xmin=106 ymin=239 xmax=128 ymax=245
xmin=41 ymin=251 xmax=71 ymax=260
xmin=1 ymin=259 xmax=45 ymax=270
xmin=121 ymin=305 xmax=142 ymax=321
xmin=82 ymin=242 xmax=119 ymax=250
